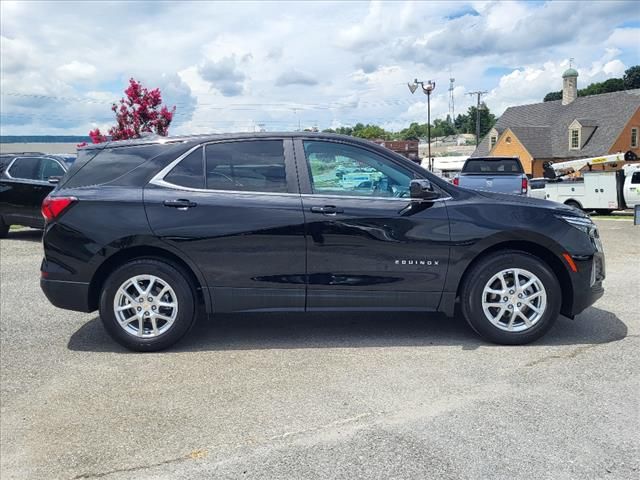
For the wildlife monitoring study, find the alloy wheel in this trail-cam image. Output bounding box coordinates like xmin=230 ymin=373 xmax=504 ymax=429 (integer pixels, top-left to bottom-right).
xmin=113 ymin=274 xmax=178 ymax=338
xmin=481 ymin=268 xmax=547 ymax=332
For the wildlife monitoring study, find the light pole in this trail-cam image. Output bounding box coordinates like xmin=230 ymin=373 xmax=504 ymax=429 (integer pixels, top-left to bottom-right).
xmin=408 ymin=78 xmax=436 ymax=170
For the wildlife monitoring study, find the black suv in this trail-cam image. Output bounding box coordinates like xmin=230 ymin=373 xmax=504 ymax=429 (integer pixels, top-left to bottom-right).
xmin=0 ymin=153 xmax=69 ymax=236
xmin=40 ymin=133 xmax=605 ymax=351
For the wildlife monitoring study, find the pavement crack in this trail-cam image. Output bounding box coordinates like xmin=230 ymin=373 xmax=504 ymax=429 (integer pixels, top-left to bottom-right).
xmin=525 ymin=335 xmax=639 ymax=367
xmin=72 ymin=449 xmax=207 ymax=479
xmin=268 ymin=411 xmax=380 ymax=442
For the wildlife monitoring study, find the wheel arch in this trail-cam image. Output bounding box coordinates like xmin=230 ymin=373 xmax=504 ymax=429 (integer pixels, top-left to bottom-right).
xmin=564 ymin=198 xmax=583 ymax=209
xmin=455 ymin=240 xmax=574 ymax=317
xmin=88 ymin=245 xmax=211 ymax=313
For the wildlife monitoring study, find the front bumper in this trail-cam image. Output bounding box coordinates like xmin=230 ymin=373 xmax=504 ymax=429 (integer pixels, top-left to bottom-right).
xmin=566 ymin=252 xmax=605 ymax=317
xmin=40 ymin=278 xmax=92 ymax=312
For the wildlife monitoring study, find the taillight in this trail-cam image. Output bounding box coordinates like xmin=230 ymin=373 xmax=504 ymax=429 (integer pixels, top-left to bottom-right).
xmin=452 ymin=177 xmax=459 ymax=186
xmin=41 ymin=196 xmax=77 ymax=221
xmin=521 ymin=177 xmax=528 ymax=194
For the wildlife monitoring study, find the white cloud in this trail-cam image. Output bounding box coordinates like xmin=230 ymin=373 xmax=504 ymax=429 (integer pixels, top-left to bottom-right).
xmin=0 ymin=1 xmax=638 ymax=136
xmin=56 ymin=61 xmax=97 ymax=81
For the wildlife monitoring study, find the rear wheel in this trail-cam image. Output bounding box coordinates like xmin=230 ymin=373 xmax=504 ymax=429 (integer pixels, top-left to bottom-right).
xmin=0 ymin=218 xmax=9 ymax=238
xmin=564 ymin=200 xmax=582 ymax=210
xmin=99 ymin=258 xmax=197 ymax=351
xmin=460 ymin=250 xmax=561 ymax=345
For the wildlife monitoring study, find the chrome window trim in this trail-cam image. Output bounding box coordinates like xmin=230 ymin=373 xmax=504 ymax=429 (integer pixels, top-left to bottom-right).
xmin=149 ymin=142 xmax=451 ymax=202
xmin=149 ymin=141 xmax=293 ymax=196
xmin=5 ymin=156 xmax=66 ymax=182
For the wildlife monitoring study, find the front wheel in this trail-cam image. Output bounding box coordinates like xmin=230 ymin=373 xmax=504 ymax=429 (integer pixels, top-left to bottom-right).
xmin=460 ymin=250 xmax=561 ymax=345
xmin=99 ymin=259 xmax=197 ymax=351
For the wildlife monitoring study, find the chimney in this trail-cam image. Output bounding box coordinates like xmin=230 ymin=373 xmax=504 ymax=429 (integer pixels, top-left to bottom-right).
xmin=562 ymin=67 xmax=578 ymax=105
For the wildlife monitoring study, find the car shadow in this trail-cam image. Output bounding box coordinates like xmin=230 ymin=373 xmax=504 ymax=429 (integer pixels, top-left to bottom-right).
xmin=67 ymin=306 xmax=627 ymax=354
xmin=2 ymin=229 xmax=42 ymax=242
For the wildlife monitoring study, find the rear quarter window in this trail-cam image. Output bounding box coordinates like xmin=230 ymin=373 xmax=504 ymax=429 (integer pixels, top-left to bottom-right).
xmin=62 ymin=144 xmax=166 ymax=188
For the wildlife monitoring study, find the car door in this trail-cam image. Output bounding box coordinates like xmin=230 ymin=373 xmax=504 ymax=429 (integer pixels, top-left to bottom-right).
xmin=144 ymin=138 xmax=307 ymax=312
xmin=295 ymin=139 xmax=450 ymax=311
xmin=1 ymin=156 xmax=59 ymax=227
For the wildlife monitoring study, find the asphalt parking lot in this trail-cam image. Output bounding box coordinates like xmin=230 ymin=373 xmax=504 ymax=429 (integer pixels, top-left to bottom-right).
xmin=1 ymin=218 xmax=638 ymax=480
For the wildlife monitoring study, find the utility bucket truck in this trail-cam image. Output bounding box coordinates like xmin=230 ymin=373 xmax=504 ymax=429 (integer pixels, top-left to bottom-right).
xmin=542 ymin=154 xmax=640 ymax=213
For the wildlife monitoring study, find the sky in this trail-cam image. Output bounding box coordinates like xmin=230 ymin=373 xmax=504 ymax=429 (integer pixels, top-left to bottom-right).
xmin=1 ymin=0 xmax=639 ymax=136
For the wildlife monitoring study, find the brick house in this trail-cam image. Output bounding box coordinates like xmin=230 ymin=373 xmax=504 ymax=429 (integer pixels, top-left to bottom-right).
xmin=372 ymin=139 xmax=420 ymax=162
xmin=472 ymin=68 xmax=640 ymax=177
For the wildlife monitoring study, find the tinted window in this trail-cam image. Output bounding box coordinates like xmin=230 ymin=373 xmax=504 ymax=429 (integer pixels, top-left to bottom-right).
xmin=164 ymin=147 xmax=204 ymax=189
xmin=530 ymin=179 xmax=546 ymax=190
xmin=632 ymin=171 xmax=640 ymax=184
xmin=63 ymin=144 xmax=164 ymax=188
xmin=303 ymin=141 xmax=414 ymax=198
xmin=205 ymin=141 xmax=287 ymax=192
xmin=38 ymin=158 xmax=65 ymax=180
xmin=8 ymin=157 xmax=40 ymax=180
xmin=463 ymin=158 xmax=524 ymax=174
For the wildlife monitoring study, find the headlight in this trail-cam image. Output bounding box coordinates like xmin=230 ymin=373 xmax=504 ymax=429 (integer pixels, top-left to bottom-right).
xmin=558 ymin=215 xmax=595 ymax=233
xmin=557 ymin=215 xmax=596 ymax=236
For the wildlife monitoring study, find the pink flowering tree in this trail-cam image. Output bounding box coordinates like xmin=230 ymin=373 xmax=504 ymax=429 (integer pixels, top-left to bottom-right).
xmin=88 ymin=78 xmax=176 ymax=143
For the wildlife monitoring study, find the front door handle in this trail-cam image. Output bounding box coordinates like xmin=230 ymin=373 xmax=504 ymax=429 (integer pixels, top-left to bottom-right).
xmin=310 ymin=205 xmax=344 ymax=215
xmin=163 ymin=199 xmax=197 ymax=209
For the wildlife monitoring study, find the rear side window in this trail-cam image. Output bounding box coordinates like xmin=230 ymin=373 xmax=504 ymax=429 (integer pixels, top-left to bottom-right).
xmin=63 ymin=144 xmax=164 ymax=188
xmin=38 ymin=158 xmax=65 ymax=180
xmin=164 ymin=147 xmax=204 ymax=189
xmin=8 ymin=157 xmax=40 ymax=180
xmin=463 ymin=158 xmax=523 ymax=174
xmin=632 ymin=171 xmax=640 ymax=184
xmin=205 ymin=140 xmax=287 ymax=192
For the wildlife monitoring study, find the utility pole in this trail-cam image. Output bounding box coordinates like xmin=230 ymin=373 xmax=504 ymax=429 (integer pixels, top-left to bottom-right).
xmin=467 ymin=91 xmax=488 ymax=146
xmin=448 ymin=75 xmax=455 ymax=128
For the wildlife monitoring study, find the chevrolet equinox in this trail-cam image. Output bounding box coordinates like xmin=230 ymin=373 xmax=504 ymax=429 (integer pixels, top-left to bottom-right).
xmin=40 ymin=133 xmax=605 ymax=351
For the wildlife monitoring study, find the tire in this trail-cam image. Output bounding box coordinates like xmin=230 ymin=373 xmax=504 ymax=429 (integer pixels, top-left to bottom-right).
xmin=460 ymin=250 xmax=561 ymax=345
xmin=99 ymin=258 xmax=197 ymax=351
xmin=564 ymin=200 xmax=582 ymax=210
xmin=0 ymin=218 xmax=9 ymax=238
xmin=594 ymin=209 xmax=613 ymax=215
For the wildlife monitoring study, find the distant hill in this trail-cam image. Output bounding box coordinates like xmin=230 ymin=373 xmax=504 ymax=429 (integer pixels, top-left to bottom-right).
xmin=1 ymin=136 xmax=90 ymax=144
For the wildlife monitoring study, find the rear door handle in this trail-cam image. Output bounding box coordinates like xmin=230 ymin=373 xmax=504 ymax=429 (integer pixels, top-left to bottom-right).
xmin=163 ymin=199 xmax=197 ymax=209
xmin=310 ymin=205 xmax=344 ymax=215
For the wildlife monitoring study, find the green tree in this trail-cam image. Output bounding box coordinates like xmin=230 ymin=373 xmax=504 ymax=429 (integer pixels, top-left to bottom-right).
xmin=543 ymin=91 xmax=562 ymax=102
xmin=623 ymin=65 xmax=640 ymax=89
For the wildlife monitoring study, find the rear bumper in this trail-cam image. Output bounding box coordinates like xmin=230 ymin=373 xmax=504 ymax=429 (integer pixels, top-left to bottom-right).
xmin=40 ymin=278 xmax=92 ymax=312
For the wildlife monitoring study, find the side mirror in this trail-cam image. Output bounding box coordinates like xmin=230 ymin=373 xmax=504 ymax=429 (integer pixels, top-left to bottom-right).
xmin=410 ymin=179 xmax=440 ymax=200
xmin=48 ymin=176 xmax=61 ymax=184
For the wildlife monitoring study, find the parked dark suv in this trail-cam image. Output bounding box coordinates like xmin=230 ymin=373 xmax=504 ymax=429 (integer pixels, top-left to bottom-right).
xmin=0 ymin=153 xmax=68 ymax=236
xmin=40 ymin=133 xmax=605 ymax=351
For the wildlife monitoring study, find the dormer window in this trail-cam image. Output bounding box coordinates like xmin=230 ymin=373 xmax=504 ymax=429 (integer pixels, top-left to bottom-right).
xmin=570 ymin=128 xmax=580 ymax=150
xmin=632 ymin=127 xmax=638 ymax=148
xmin=490 ymin=135 xmax=497 ymax=148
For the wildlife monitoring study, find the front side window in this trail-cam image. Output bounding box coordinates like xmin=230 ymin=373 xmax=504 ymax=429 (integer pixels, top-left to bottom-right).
xmin=164 ymin=147 xmax=204 ymax=189
xmin=570 ymin=129 xmax=580 ymax=149
xmin=631 ymin=127 xmax=638 ymax=148
xmin=631 ymin=171 xmax=640 ymax=184
xmin=303 ymin=141 xmax=414 ymax=198
xmin=7 ymin=157 xmax=40 ymax=180
xmin=38 ymin=158 xmax=65 ymax=180
xmin=205 ymin=140 xmax=287 ymax=193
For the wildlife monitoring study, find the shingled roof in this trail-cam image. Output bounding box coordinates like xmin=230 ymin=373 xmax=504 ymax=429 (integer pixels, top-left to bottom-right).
xmin=472 ymin=89 xmax=640 ymax=159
